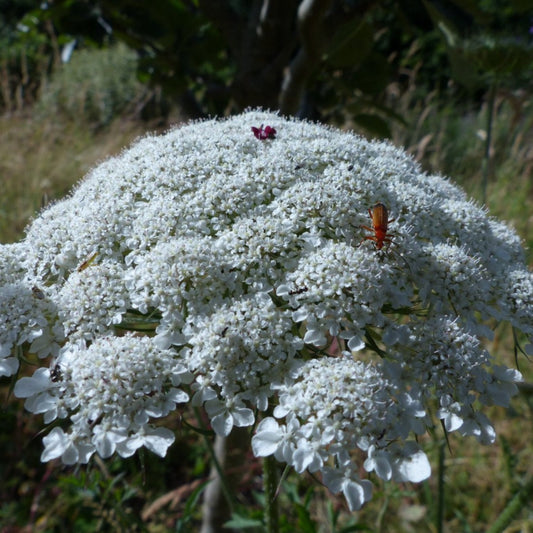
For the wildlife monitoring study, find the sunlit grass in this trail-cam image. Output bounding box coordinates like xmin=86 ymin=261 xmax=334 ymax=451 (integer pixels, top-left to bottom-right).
xmin=0 ymin=114 xmax=152 ymax=243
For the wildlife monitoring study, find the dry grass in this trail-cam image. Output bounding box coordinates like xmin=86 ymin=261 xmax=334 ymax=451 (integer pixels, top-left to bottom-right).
xmin=388 ymin=81 xmax=533 ymax=265
xmin=0 ymin=113 xmax=173 ymax=243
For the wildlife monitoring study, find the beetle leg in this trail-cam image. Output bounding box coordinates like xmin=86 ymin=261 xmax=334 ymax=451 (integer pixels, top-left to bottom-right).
xmin=357 ymin=235 xmax=378 ymax=248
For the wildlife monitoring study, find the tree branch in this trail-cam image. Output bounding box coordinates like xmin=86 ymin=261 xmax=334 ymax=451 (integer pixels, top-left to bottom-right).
xmin=232 ymin=0 xmax=300 ymax=109
xmin=279 ymin=0 xmax=333 ymax=115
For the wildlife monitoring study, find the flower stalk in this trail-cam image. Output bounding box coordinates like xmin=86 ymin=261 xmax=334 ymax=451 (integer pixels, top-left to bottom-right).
xmin=263 ymin=455 xmax=280 ymax=533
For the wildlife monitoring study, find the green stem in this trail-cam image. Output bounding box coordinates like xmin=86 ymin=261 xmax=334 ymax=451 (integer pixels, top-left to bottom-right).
xmin=481 ymin=81 xmax=497 ymax=205
xmin=436 ymin=440 xmax=445 ymax=533
xmin=263 ymin=455 xmax=280 ymax=533
xmin=487 ymin=475 xmax=533 ymax=533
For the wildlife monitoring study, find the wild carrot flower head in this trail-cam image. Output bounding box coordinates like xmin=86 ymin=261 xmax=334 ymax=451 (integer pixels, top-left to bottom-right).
xmin=3 ymin=110 xmax=530 ymax=509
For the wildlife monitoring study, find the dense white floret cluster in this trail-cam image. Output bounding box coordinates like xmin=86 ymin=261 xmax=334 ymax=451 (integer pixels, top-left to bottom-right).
xmin=2 ymin=110 xmax=530 ymax=510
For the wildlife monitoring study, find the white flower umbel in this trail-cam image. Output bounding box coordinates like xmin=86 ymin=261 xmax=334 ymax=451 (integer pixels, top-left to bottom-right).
xmin=3 ymin=110 xmax=531 ymax=509
xmin=14 ymin=334 xmax=192 ymax=464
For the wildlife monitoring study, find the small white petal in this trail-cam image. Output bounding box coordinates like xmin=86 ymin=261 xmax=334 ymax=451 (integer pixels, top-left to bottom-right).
xmin=252 ymin=418 xmax=282 ymax=457
xmin=493 ymin=365 xmax=523 ymax=383
xmin=393 ymin=445 xmax=431 ymax=483
xmin=347 ymin=335 xmax=365 ymax=352
xmin=373 ymin=456 xmax=393 ymax=481
xmin=343 ymin=479 xmax=373 ymax=511
xmin=167 ymin=389 xmax=189 ymax=404
xmin=41 ymin=427 xmax=69 ymax=462
xmin=14 ymin=368 xmax=51 ymax=397
xmin=0 ymin=357 xmax=19 ymax=377
xmin=211 ymin=413 xmax=234 ymax=436
xmin=143 ymin=427 xmax=175 ymax=457
xmin=231 ymin=407 xmax=255 ymax=427
xmin=441 ymin=411 xmax=463 ymax=432
xmin=303 ymin=329 xmax=326 ymax=346
xmin=292 ymin=308 xmax=308 ymax=322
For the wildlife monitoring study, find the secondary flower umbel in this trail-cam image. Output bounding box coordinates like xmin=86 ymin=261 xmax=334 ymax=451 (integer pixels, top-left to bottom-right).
xmin=2 ymin=110 xmax=530 ymax=510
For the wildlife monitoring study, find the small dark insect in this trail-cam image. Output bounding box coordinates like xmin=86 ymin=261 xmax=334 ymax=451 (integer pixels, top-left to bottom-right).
xmin=77 ymin=251 xmax=98 ymax=272
xmin=347 ymin=164 xmax=354 ymax=171
xmin=50 ymin=364 xmax=63 ymax=382
xmin=32 ymin=286 xmax=45 ymax=299
xmin=289 ymin=286 xmax=309 ymax=295
xmin=221 ymin=326 xmax=229 ymax=337
xmin=359 ymin=202 xmax=396 ymax=250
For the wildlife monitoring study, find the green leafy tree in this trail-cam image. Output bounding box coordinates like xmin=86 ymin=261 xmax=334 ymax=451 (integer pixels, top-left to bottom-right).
xmin=0 ymin=0 xmax=56 ymax=111
xmin=22 ymin=2 xmax=506 ymax=126
xmin=6 ymin=0 xmax=533 ymax=135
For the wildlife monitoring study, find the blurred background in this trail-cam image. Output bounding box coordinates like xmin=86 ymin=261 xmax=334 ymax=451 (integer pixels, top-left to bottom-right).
xmin=1 ymin=1 xmax=532 ymax=531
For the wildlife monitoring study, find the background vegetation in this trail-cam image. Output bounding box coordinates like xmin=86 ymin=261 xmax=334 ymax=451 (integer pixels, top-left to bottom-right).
xmin=1 ymin=1 xmax=532 ymax=531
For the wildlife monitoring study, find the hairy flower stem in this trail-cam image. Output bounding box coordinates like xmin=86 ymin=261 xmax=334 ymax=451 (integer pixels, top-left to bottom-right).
xmin=263 ymin=455 xmax=280 ymax=533
xmin=195 ymin=407 xmax=235 ymax=532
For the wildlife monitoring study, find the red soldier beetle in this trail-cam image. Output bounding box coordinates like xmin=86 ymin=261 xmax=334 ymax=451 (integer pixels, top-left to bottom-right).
xmin=359 ymin=202 xmax=396 ymax=250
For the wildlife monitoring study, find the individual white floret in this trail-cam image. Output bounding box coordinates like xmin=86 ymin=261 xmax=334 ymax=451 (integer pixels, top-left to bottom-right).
xmin=41 ymin=427 xmax=95 ymax=464
xmin=363 ymin=440 xmax=431 ymax=483
xmin=322 ymin=455 xmax=374 ymax=511
xmin=252 ymin=416 xmax=300 ymax=464
xmin=204 ymin=396 xmax=255 ymax=436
